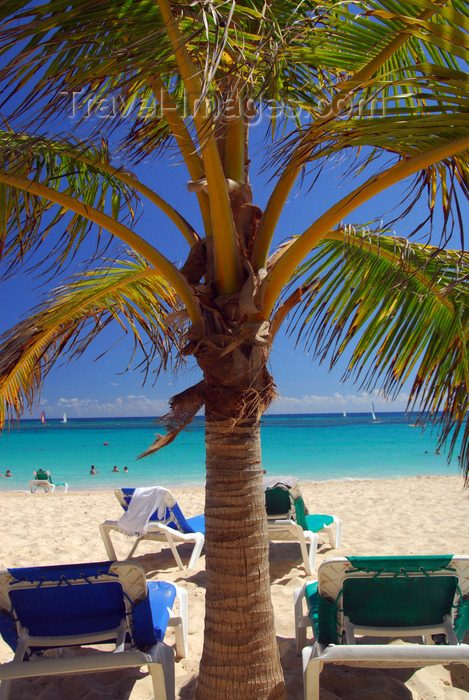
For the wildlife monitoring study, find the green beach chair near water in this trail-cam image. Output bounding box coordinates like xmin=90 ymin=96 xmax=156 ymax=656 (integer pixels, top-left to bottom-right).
xmin=29 ymin=470 xmax=55 ymax=493
xmin=264 ymin=476 xmax=342 ymax=576
xmin=29 ymin=469 xmax=68 ymax=493
xmin=294 ymin=555 xmax=469 ymax=700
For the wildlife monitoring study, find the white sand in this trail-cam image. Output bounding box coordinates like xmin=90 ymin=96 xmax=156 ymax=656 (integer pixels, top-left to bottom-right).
xmin=1 ymin=475 xmax=469 ymax=698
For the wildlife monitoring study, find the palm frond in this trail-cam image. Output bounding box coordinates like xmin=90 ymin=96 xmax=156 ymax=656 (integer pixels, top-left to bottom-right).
xmin=0 ymin=254 xmax=188 ymax=427
xmin=285 ymin=231 xmax=469 ymax=474
xmin=269 ymin=60 xmax=469 ymax=238
xmin=302 ymin=0 xmax=468 ymax=92
xmin=0 ymin=130 xmax=142 ymax=271
xmin=0 ymin=1 xmax=317 ymax=145
xmin=1 ymin=0 xmax=466 ymax=167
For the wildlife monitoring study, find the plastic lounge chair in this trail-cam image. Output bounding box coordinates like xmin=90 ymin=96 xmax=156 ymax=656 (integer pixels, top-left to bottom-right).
xmin=264 ymin=476 xmax=342 ymax=576
xmin=0 ymin=559 xmax=188 ymax=700
xmin=100 ymin=487 xmax=205 ymax=570
xmin=29 ymin=470 xmax=55 ymax=494
xmin=294 ymin=555 xmax=469 ymax=700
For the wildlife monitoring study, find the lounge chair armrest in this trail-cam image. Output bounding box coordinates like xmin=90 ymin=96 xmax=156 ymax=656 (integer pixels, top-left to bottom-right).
xmin=312 ymin=642 xmax=469 ymax=664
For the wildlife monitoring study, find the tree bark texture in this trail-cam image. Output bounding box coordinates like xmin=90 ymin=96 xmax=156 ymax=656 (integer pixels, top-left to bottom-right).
xmin=195 ymin=339 xmax=286 ymax=699
xmin=196 ymin=416 xmax=286 ymax=699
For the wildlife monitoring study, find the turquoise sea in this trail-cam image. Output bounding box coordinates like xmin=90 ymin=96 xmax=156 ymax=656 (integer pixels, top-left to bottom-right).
xmin=0 ymin=413 xmax=462 ymax=492
xmin=0 ymin=413 xmax=458 ymax=490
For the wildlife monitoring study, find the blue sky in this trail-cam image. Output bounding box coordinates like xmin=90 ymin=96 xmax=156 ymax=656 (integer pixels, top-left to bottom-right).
xmin=0 ymin=98 xmax=464 ymax=420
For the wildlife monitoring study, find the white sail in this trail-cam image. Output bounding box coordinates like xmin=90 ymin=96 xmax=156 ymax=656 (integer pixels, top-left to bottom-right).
xmin=62 ymin=412 xmax=68 ymax=424
xmin=371 ymin=402 xmax=381 ymax=423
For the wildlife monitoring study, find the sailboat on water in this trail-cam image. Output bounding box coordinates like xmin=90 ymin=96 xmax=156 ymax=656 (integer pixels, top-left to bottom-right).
xmin=371 ymin=402 xmax=381 ymax=423
xmin=61 ymin=412 xmax=68 ymax=424
xmin=40 ymin=411 xmax=46 ymax=424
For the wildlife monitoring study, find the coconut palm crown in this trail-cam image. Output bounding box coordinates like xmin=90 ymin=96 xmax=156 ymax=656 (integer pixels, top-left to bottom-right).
xmin=0 ymin=1 xmax=468 ymax=698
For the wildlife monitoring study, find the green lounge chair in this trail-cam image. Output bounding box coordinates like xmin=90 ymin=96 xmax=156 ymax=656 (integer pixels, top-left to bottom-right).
xmin=294 ymin=555 xmax=469 ymax=700
xmin=29 ymin=470 xmax=55 ymax=493
xmin=264 ymin=477 xmax=342 ymax=576
xmin=29 ymin=470 xmax=68 ymax=493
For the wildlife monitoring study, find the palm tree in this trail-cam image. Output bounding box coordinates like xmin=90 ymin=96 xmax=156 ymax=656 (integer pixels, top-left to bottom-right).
xmin=0 ymin=2 xmax=468 ymax=697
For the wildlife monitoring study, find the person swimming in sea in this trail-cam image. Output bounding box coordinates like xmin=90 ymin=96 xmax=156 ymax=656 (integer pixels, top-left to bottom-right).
xmin=90 ymin=465 xmax=99 ymax=475
xmin=112 ymin=465 xmax=120 ymax=472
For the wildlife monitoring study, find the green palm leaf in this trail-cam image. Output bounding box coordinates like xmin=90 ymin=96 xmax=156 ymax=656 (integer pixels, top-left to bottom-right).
xmin=0 ymin=131 xmax=141 ymax=269
xmin=286 ymin=231 xmax=469 ymax=471
xmin=3 ymin=0 xmax=465 ymax=151
xmin=0 ymin=254 xmax=185 ymax=427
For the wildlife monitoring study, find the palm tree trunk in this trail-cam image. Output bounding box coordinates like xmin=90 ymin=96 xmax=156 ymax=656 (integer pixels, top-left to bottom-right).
xmin=195 ymin=413 xmax=286 ymax=699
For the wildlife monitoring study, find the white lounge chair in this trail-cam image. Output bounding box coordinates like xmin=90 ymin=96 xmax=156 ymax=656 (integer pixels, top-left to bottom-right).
xmin=100 ymin=487 xmax=205 ymax=570
xmin=294 ymin=555 xmax=469 ymax=700
xmin=0 ymin=559 xmax=188 ymax=700
xmin=264 ymin=476 xmax=342 ymax=576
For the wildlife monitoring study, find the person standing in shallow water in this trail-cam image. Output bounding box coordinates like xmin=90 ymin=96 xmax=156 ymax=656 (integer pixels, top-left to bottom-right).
xmin=112 ymin=465 xmax=120 ymax=472
xmin=90 ymin=465 xmax=99 ymax=475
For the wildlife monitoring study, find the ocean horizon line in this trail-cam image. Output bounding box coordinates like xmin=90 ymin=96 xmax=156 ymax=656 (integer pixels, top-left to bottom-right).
xmin=18 ymin=409 xmax=424 ymax=422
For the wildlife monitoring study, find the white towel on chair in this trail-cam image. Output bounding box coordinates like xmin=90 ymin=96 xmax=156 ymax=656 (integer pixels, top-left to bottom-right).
xmin=118 ymin=486 xmax=169 ymax=537
xmin=263 ymin=475 xmax=299 ymax=491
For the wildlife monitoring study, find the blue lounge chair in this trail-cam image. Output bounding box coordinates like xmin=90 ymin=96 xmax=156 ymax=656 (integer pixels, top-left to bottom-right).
xmin=295 ymin=555 xmax=469 ymax=700
xmin=100 ymin=487 xmax=205 ymax=570
xmin=0 ymin=559 xmax=188 ymax=700
xmin=264 ymin=477 xmax=342 ymax=575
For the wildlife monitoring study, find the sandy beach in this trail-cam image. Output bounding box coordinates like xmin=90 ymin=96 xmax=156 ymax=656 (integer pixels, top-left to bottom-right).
xmin=1 ymin=474 xmax=468 ymax=699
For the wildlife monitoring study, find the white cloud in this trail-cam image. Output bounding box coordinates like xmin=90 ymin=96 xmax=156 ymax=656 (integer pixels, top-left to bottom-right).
xmin=44 ymin=390 xmax=410 ymax=419
xmin=268 ymin=390 xmax=410 ymax=414
xmin=55 ymin=395 xmax=169 ymax=417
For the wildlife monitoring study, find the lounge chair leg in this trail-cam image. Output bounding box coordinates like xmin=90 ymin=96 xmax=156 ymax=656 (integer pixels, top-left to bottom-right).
xmin=0 ymin=679 xmax=11 ymax=700
xmin=331 ymin=516 xmax=343 ymax=548
xmin=164 ymin=534 xmax=185 ymax=570
xmin=302 ymin=532 xmax=318 ymax=576
xmin=171 ymin=586 xmax=188 ymax=658
xmin=99 ymin=524 xmax=118 ymax=560
xmin=148 ymin=643 xmax=175 ymax=700
xmin=0 ymin=675 xmax=18 ymax=700
xmin=294 ymin=585 xmax=309 ymax=654
xmin=302 ymin=647 xmax=321 ymax=700
xmin=187 ymin=533 xmax=204 ymax=570
xmin=127 ymin=537 xmax=143 ymax=559
xmin=0 ymin=632 xmax=30 ymax=700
